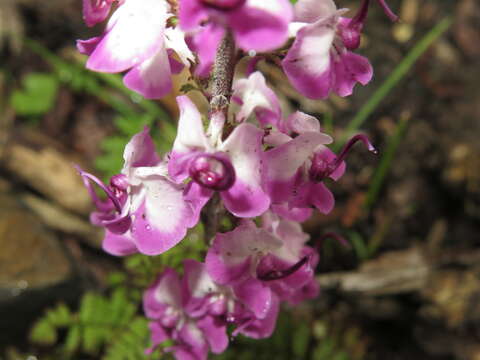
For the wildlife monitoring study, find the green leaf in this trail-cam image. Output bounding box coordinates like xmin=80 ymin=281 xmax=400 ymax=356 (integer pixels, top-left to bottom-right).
xmin=63 ymin=325 xmax=82 ymax=354
xmin=10 ymin=72 xmax=59 ymax=116
xmin=30 ymin=319 xmax=57 ymax=345
xmin=46 ymin=303 xmax=71 ymax=327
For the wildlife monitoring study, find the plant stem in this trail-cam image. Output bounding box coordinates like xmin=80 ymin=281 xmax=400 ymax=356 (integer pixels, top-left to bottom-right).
xmin=210 ymin=31 xmax=236 ymax=115
xmin=202 ymin=31 xmax=237 ymax=244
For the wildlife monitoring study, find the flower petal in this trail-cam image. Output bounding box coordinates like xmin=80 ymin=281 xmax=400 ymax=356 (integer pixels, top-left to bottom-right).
xmin=122 ymin=127 xmax=161 ymax=172
xmin=282 ymin=17 xmax=336 ymax=99
xmin=234 ymin=293 xmax=279 ymax=339
xmin=333 ymin=51 xmax=373 ymax=97
xmin=143 ymin=268 xmax=182 ymax=319
xmin=232 ymin=71 xmax=282 ymax=127
xmin=197 ymin=316 xmax=228 ymax=354
xmin=229 ymin=0 xmax=292 ymax=52
xmin=130 ymin=176 xmax=198 ymax=255
xmin=187 ymin=24 xmax=224 ymax=78
xmin=294 ymin=0 xmax=337 ymax=23
xmin=123 ymin=45 xmax=173 ymax=99
xmin=220 ymin=123 xmax=270 ymax=217
xmin=86 ymin=0 xmax=169 ymax=73
xmin=102 ymin=230 xmax=137 ymax=256
xmin=233 ymin=277 xmax=272 ymax=319
xmin=82 ymin=0 xmax=113 ymax=27
xmin=262 ymin=131 xmax=332 ymax=203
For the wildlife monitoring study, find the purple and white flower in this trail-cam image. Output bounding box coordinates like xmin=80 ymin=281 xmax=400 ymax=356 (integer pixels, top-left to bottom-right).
xmin=78 ymin=0 xmax=193 ymax=99
xmin=168 ymin=96 xmax=270 ymax=218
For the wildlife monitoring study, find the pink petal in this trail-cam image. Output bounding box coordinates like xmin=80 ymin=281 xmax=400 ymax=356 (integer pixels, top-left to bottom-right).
xmin=179 ymin=0 xmax=209 ymax=31
xmin=102 ymin=230 xmax=138 ymax=256
xmin=229 ymin=0 xmax=293 ymax=52
xmin=131 ymin=177 xmax=198 ymax=255
xmin=123 ymin=45 xmax=173 ymax=99
xmin=233 ymin=71 xmax=282 ymax=127
xmin=333 ymin=51 xmax=373 ymax=97
xmin=220 ymin=123 xmax=270 ymax=217
xmin=197 ymin=316 xmax=228 ymax=354
xmin=82 ymin=0 xmax=113 ymax=27
xmin=143 ymin=268 xmax=182 ymax=319
xmin=187 ymin=24 xmax=224 ymax=78
xmin=87 ymin=0 xmax=168 ymax=73
xmin=262 ymin=132 xmax=332 ymax=203
xmin=294 ymin=0 xmax=337 ymax=23
xmin=233 ymin=277 xmax=272 ymax=319
xmin=282 ymin=17 xmax=336 ymax=99
xmin=122 ymin=126 xmax=160 ymax=170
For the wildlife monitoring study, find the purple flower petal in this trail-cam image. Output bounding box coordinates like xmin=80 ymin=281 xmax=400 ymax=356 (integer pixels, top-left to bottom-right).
xmin=143 ymin=268 xmax=182 ymax=320
xmin=187 ymin=24 xmax=224 ymax=78
xmin=123 ymin=126 xmax=160 ymax=170
xmin=333 ymin=51 xmax=373 ymax=97
xmin=233 ymin=277 xmax=272 ymax=319
xmin=130 ymin=177 xmax=198 ymax=255
xmin=234 ymin=293 xmax=279 ymax=339
xmin=123 ymin=45 xmax=173 ymax=99
xmin=229 ymin=0 xmax=292 ymax=52
xmin=219 ymin=123 xmax=270 ymax=217
xmin=294 ymin=0 xmax=337 ymax=23
xmin=282 ymin=17 xmax=336 ymax=99
xmin=82 ymin=0 xmax=113 ymax=27
xmin=86 ymin=0 xmax=168 ymax=73
xmin=102 ymin=230 xmax=138 ymax=256
xmin=197 ymin=316 xmax=228 ymax=354
xmin=262 ymin=132 xmax=332 ymax=203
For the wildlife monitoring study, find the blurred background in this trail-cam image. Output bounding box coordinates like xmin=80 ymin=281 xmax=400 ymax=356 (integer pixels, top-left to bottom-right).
xmin=0 ymin=0 xmax=479 ymax=359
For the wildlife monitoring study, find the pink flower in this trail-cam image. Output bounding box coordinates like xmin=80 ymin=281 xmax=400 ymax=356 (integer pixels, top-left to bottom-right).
xmin=77 ymin=127 xmax=208 ymax=256
xmin=205 ymin=216 xmax=318 ymax=307
xmin=78 ymin=0 xmax=194 ymax=99
xmin=264 ymin=132 xmax=377 ymax=215
xmin=180 ymin=0 xmax=292 ymax=76
xmin=168 ymin=96 xmax=270 ymax=218
xmin=282 ymin=0 xmax=373 ymax=99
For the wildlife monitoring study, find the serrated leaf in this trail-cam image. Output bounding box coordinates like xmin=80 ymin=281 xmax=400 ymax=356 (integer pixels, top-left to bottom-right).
xmin=64 ymin=325 xmax=82 ymax=354
xmin=46 ymin=303 xmax=71 ymax=327
xmin=30 ymin=319 xmax=57 ymax=345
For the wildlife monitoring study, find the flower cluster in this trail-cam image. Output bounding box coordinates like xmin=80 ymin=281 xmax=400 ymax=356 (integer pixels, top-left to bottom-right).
xmin=77 ymin=0 xmax=395 ymax=358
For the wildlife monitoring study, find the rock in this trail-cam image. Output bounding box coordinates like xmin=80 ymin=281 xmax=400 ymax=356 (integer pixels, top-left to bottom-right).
xmin=0 ymin=127 xmax=93 ymax=215
xmin=0 ymin=193 xmax=82 ymax=347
